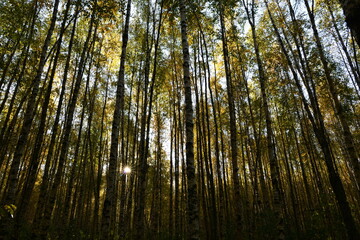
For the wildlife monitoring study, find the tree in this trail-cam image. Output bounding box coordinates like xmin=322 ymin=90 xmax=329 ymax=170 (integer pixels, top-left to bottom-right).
xmin=179 ymin=0 xmax=200 ymax=239
xmin=101 ymin=0 xmax=131 ymax=238
xmin=338 ymin=0 xmax=360 ymax=45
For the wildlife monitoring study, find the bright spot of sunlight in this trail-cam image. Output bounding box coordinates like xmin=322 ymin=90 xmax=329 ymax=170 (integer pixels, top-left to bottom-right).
xmin=123 ymin=166 xmax=131 ymax=174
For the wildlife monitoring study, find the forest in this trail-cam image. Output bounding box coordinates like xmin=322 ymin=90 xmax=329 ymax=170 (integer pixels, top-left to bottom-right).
xmin=0 ymin=0 xmax=359 ymax=239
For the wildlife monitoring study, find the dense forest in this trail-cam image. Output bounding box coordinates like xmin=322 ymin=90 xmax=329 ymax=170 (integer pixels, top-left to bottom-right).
xmin=0 ymin=0 xmax=359 ymax=239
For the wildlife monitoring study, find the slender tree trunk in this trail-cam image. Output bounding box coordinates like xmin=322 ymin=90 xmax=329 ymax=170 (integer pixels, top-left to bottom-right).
xmin=169 ymin=119 xmax=174 ymax=238
xmin=243 ymin=1 xmax=284 ymax=239
xmin=93 ymin=74 xmax=108 ymax=238
xmin=134 ymin=2 xmax=163 ymax=237
xmin=219 ymin=5 xmax=243 ymax=239
xmin=101 ymin=0 xmax=131 ymax=238
xmin=179 ymin=0 xmax=200 ymax=239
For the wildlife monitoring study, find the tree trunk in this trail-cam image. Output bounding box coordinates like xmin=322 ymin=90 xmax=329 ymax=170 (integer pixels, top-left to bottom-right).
xmin=219 ymin=5 xmax=243 ymax=239
xmin=243 ymin=1 xmax=284 ymax=239
xmin=101 ymin=0 xmax=131 ymax=238
xmin=179 ymin=0 xmax=200 ymax=239
xmin=338 ymin=0 xmax=360 ymax=46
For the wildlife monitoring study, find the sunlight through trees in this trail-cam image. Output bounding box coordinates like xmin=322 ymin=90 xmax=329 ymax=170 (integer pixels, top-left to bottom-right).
xmin=0 ymin=0 xmax=359 ymax=239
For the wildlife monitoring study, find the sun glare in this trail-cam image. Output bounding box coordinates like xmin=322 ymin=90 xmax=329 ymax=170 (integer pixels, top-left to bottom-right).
xmin=123 ymin=166 xmax=131 ymax=174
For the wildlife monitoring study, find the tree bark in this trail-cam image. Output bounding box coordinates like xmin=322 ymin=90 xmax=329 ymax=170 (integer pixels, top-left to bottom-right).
xmin=338 ymin=0 xmax=360 ymax=46
xmin=244 ymin=1 xmax=284 ymax=239
xmin=179 ymin=0 xmax=200 ymax=239
xmin=219 ymin=4 xmax=243 ymax=239
xmin=101 ymin=0 xmax=131 ymax=238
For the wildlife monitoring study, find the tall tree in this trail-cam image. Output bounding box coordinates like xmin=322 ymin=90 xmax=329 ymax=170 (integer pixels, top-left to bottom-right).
xmin=179 ymin=0 xmax=200 ymax=239
xmin=101 ymin=0 xmax=131 ymax=238
xmin=218 ymin=2 xmax=243 ymax=238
